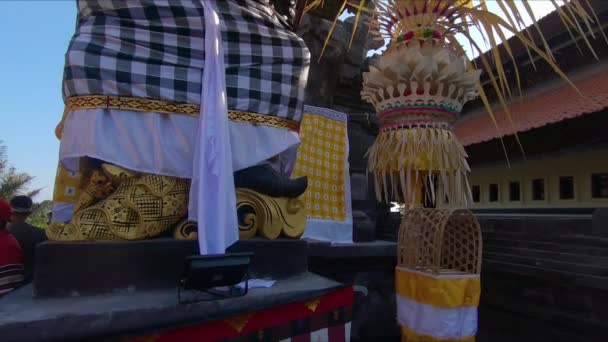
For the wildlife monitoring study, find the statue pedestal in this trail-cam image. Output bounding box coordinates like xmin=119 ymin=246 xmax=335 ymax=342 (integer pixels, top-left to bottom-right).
xmin=34 ymin=238 xmax=308 ymax=298
xmin=1 ymin=274 xmax=351 ymax=341
xmin=2 ymin=238 xmax=352 ymax=341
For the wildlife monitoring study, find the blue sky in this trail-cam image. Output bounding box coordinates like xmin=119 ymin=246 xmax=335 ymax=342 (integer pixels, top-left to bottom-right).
xmin=1 ymin=1 xmax=76 ymax=201
xmin=0 ymin=1 xmax=556 ymax=202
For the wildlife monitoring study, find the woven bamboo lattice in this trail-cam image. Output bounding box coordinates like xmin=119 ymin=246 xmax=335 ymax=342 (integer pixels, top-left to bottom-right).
xmin=398 ymin=208 xmax=482 ymax=275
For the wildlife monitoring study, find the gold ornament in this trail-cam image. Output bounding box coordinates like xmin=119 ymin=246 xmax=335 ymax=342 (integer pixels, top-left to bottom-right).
xmin=47 ymin=165 xmax=189 ymax=241
xmin=236 ymin=188 xmax=308 ymax=240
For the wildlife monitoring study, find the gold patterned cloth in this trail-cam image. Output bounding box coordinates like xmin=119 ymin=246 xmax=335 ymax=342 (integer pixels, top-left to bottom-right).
xmin=48 ymin=163 xmax=189 ymax=241
xmin=291 ymin=106 xmax=353 ymax=242
xmin=56 ymin=95 xmax=300 ymax=140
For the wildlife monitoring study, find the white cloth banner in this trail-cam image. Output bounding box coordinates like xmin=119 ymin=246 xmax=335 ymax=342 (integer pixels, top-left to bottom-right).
xmin=189 ymin=1 xmax=238 ymax=255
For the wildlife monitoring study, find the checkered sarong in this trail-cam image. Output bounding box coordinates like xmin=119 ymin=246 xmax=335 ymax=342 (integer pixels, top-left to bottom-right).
xmin=63 ymin=0 xmax=310 ymax=121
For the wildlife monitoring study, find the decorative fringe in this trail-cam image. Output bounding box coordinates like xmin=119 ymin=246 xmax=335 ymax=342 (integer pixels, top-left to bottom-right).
xmin=366 ymin=126 xmax=471 ymax=208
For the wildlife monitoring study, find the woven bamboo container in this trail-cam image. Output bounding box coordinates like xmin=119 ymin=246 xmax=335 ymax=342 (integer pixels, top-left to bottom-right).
xmin=397 ymin=208 xmax=482 ymax=275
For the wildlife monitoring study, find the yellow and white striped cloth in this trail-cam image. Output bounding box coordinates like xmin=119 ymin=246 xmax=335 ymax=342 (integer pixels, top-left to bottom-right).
xmin=395 ymin=267 xmax=480 ymax=341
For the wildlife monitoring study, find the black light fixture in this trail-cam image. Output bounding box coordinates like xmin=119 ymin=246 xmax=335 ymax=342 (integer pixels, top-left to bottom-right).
xmin=178 ymin=252 xmax=253 ymax=304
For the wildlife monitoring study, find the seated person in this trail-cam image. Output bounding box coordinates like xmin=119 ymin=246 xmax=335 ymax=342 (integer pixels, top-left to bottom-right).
xmin=9 ymin=196 xmax=47 ymax=283
xmin=0 ymin=199 xmax=24 ymax=296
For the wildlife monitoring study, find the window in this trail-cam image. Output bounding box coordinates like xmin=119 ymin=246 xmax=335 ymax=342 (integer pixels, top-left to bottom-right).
xmin=489 ymin=184 xmax=499 ymax=202
xmin=559 ymin=176 xmax=575 ymax=200
xmin=509 ymin=181 xmax=521 ymax=201
xmin=591 ymin=173 xmax=608 ymax=198
xmin=532 ymin=178 xmax=545 ymax=201
xmin=472 ymin=185 xmax=481 ymax=203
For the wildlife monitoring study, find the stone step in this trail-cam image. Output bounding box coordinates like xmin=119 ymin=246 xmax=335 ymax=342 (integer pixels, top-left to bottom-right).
xmin=482 ymin=231 xmax=608 ymax=247
xmin=483 ymin=251 xmax=608 ymax=277
xmin=478 ymin=216 xmax=594 ymax=236
xmin=482 ymin=259 xmax=608 ymax=290
xmin=480 ymin=269 xmax=608 ymax=338
xmin=483 ymin=237 xmax=608 ymax=256
xmin=478 ymin=305 xmax=589 ymax=342
xmin=479 ymin=296 xmax=607 ymax=341
xmin=481 ymin=262 xmax=608 ymax=336
xmin=483 ymin=245 xmax=608 ymax=267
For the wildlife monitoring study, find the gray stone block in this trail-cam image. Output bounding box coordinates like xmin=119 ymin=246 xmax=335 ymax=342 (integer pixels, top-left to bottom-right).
xmin=592 ymin=208 xmax=608 ymax=237
xmin=34 ymin=238 xmax=308 ymax=298
xmin=307 ymin=242 xmax=399 ymax=342
xmin=352 ymin=210 xmax=375 ymax=242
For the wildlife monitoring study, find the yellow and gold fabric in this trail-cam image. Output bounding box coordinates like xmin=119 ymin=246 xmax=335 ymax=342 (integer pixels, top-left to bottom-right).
xmin=48 ymin=163 xmax=189 ymax=241
xmin=50 ymin=163 xmax=81 ymax=223
xmin=52 ymin=162 xmax=81 ymax=205
xmin=395 ymin=267 xmax=480 ymax=341
xmin=292 ymin=105 xmax=353 ymax=243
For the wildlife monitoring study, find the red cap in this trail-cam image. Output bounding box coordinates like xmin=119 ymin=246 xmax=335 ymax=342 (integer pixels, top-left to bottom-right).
xmin=0 ymin=199 xmax=11 ymax=222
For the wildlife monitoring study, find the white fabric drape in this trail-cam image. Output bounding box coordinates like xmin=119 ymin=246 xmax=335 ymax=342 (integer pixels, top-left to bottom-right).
xmin=59 ymin=110 xmax=299 ymax=177
xmin=188 ymin=1 xmax=238 ymax=254
xmin=50 ymin=203 xmax=74 ymax=223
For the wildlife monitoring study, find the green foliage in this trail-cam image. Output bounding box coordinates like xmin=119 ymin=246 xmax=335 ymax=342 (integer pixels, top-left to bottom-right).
xmin=0 ymin=140 xmax=48 ymax=228
xmin=0 ymin=167 xmax=41 ymax=200
xmin=28 ymin=200 xmax=53 ymax=229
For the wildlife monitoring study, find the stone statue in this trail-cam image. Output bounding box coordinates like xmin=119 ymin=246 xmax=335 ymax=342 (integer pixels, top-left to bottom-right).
xmin=48 ymin=0 xmax=311 ymax=244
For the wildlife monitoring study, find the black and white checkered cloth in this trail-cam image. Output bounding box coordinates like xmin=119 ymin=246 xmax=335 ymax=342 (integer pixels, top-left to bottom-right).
xmin=63 ymin=0 xmax=310 ymax=121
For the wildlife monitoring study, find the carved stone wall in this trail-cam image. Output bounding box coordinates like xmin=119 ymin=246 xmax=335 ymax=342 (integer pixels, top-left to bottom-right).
xmin=298 ymin=11 xmax=385 ymax=242
xmin=298 ymin=14 xmax=348 ymax=108
xmin=298 ymin=11 xmax=383 ymax=110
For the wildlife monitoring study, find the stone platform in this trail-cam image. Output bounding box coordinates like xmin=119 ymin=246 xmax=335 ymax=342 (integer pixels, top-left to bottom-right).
xmin=307 ymin=240 xmax=400 ymax=341
xmin=34 ymin=238 xmax=308 ymax=298
xmin=0 ymin=238 xmax=340 ymax=341
xmin=0 ymin=273 xmax=343 ymax=342
xmin=0 ymin=236 xmax=404 ymax=341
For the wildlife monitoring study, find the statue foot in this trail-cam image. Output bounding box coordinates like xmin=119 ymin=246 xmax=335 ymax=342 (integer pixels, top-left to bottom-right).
xmin=47 ymin=172 xmax=189 ymax=241
xmin=234 ymin=164 xmax=308 ymax=198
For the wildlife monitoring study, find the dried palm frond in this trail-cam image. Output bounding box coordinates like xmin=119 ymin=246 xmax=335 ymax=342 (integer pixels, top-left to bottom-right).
xmin=306 ymin=0 xmax=606 ymax=138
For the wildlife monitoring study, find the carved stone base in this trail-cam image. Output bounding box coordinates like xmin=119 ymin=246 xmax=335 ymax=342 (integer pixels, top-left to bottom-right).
xmin=236 ymin=188 xmax=307 ymax=240
xmin=173 ymin=188 xmax=308 ymax=241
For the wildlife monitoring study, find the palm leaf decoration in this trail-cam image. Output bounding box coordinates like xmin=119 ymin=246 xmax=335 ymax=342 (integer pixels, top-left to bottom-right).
xmin=303 ymin=0 xmax=605 ymax=207
xmin=306 ymin=0 xmax=605 ymax=136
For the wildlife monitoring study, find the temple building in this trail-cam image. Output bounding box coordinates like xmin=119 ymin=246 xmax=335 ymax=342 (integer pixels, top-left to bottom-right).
xmin=449 ymin=3 xmax=608 ymax=340
xmin=456 ymin=0 xmax=608 ymax=213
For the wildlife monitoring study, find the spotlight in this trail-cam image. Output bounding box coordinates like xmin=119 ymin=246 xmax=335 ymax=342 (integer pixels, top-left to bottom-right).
xmin=178 ymin=252 xmax=253 ymax=304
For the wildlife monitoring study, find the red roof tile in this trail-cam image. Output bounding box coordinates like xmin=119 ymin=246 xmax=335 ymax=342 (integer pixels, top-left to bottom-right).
xmin=455 ymin=65 xmax=608 ymax=146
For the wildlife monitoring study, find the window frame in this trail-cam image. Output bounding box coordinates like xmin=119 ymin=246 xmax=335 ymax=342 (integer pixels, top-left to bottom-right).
xmin=558 ymin=175 xmax=576 ymax=201
xmin=530 ymin=177 xmax=547 ymax=202
xmin=471 ymin=185 xmax=481 ymax=204
xmin=488 ymin=183 xmax=500 ymax=203
xmin=591 ymin=173 xmax=608 ymax=199
xmin=508 ymin=180 xmax=522 ymax=203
